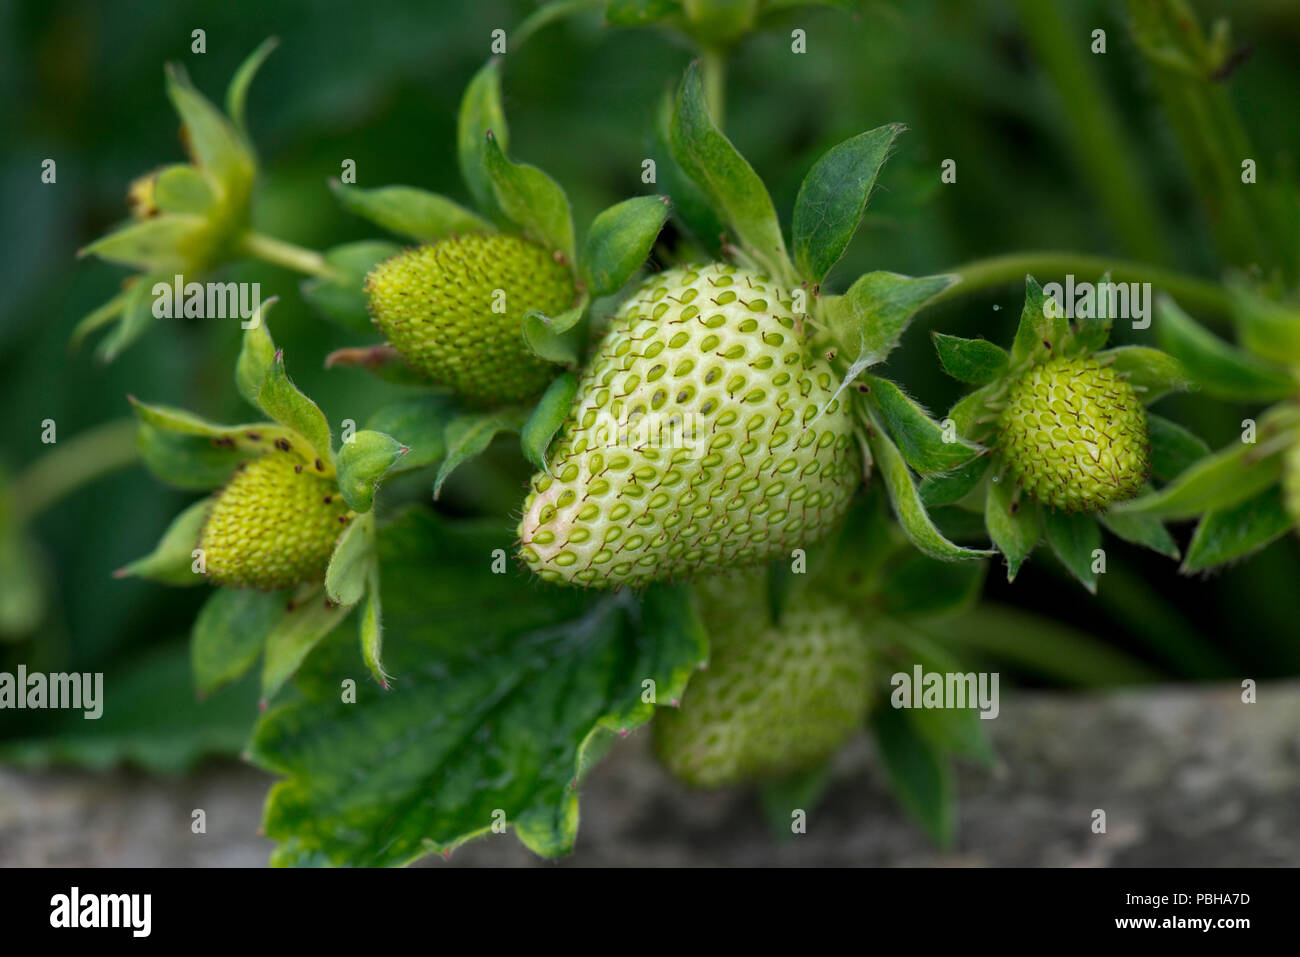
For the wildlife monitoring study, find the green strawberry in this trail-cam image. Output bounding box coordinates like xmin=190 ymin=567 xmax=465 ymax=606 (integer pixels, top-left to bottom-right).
xmin=654 ymin=572 xmax=871 ymax=788
xmin=199 ymin=451 xmax=353 ymax=590
xmin=517 ymin=262 xmax=860 ymax=588
xmin=365 ymin=233 xmax=576 ymax=404
xmin=999 ymin=356 xmax=1149 ymax=512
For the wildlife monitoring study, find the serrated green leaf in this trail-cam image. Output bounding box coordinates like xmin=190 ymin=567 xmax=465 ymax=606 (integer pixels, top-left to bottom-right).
xmin=153 ymin=164 xmax=216 ymax=214
xmin=235 ymin=299 xmax=277 ymax=407
xmin=1042 ymin=509 xmax=1102 ymax=593
xmin=261 ymin=591 xmax=352 ymax=704
xmin=365 ymin=394 xmax=458 ymax=472
xmin=919 ymin=454 xmax=991 ymax=508
xmin=329 ymin=182 xmax=492 ymax=241
xmin=870 ymin=705 xmax=955 ymax=846
xmin=580 ymin=195 xmax=670 ymax=297
xmin=251 ymin=510 xmax=708 ymax=865
xmin=985 ymin=472 xmax=1039 ymax=582
xmin=1182 ymin=486 xmax=1294 ymax=572
xmin=932 ymin=333 xmax=1010 ymax=386
xmin=1115 ymin=440 xmax=1284 ymax=520
xmin=870 ymin=426 xmax=994 ymax=562
xmin=522 ymin=303 xmax=587 ymax=365
xmin=1010 ymin=275 xmax=1068 ymax=365
xmin=116 ymin=497 xmax=211 ymax=586
xmin=483 ymin=132 xmax=574 ymax=260
xmin=1154 ymin=294 xmax=1295 ymax=402
xmin=325 ymin=511 xmax=374 ymax=606
xmin=334 ymin=430 xmax=408 ymax=512
xmin=257 ymin=353 xmax=334 ymax=469
xmin=826 ymin=271 xmax=958 ymax=368
xmin=192 ymin=587 xmax=288 ymax=695
xmin=868 ymin=375 xmax=980 ymax=475
xmin=1098 ymin=345 xmax=1194 ymax=403
xmin=433 ymin=407 xmax=529 ymax=499
xmin=1147 ymin=413 xmax=1211 ymax=483
xmin=669 ymin=61 xmax=788 ymax=276
xmin=792 ymin=124 xmax=902 ymax=283
xmin=225 ymin=37 xmax=279 ymax=138
xmin=521 ymin=372 xmax=578 ymax=473
xmin=300 ymin=240 xmax=401 ymax=335
xmin=1098 ymin=504 xmax=1180 ymax=560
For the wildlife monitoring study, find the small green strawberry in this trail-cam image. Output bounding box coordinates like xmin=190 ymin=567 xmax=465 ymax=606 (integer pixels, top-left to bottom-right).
xmin=517 ymin=262 xmax=860 ymax=588
xmin=654 ymin=572 xmax=871 ymax=788
xmin=999 ymin=356 xmax=1149 ymax=512
xmin=365 ymin=233 xmax=577 ymax=404
xmin=199 ymin=450 xmax=353 ymax=590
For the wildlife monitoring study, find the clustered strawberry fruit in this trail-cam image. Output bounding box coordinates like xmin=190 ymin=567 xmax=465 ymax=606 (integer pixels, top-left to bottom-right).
xmin=365 ymin=233 xmax=576 ymax=404
xmin=516 ymin=262 xmax=860 ymax=588
xmin=998 ymin=356 xmax=1149 ymax=512
xmin=654 ymin=572 xmax=872 ymax=787
xmin=199 ymin=451 xmax=353 ymax=589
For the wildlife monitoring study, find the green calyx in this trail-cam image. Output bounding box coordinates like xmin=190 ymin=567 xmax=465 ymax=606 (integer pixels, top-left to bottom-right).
xmin=654 ymin=572 xmax=871 ymax=788
xmin=365 ymin=233 xmax=576 ymax=404
xmin=199 ymin=451 xmax=353 ymax=590
xmin=999 ymin=356 xmax=1149 ymax=512
xmin=516 ymin=262 xmax=860 ymax=588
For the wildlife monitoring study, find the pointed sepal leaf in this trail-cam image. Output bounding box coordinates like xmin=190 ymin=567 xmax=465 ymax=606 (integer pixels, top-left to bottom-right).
xmin=1097 ymin=346 xmax=1195 ymax=403
xmin=365 ymin=395 xmax=458 ymax=472
xmin=932 ymin=333 xmax=1009 ymax=386
xmin=1010 ymin=276 xmax=1068 ymax=365
xmin=192 ymin=588 xmax=289 ymax=696
xmin=261 ymin=590 xmax=352 ymax=704
xmin=1098 ymin=505 xmax=1180 ymax=560
xmin=1114 ymin=440 xmax=1285 ymax=520
xmin=1042 ymin=509 xmax=1102 ymax=594
xmin=334 ymin=431 xmax=408 ymax=513
xmin=235 ymin=299 xmax=278 ymax=407
xmin=257 ymin=352 xmax=334 ymax=470
xmin=870 ymin=704 xmax=955 ymax=846
xmin=483 ymin=132 xmax=574 ymax=260
xmin=579 ymin=195 xmax=670 ymax=297
xmin=1154 ymin=295 xmax=1295 ymax=402
xmin=329 ymin=182 xmax=492 ymax=241
xmin=866 ymin=375 xmax=980 ymax=474
xmin=325 ymin=511 xmax=374 ymax=607
xmin=521 ymin=372 xmax=579 ymax=474
xmin=433 ymin=407 xmax=530 ymax=499
xmin=985 ymin=472 xmax=1040 ymax=581
xmin=1146 ymin=413 xmax=1211 ymax=482
xmin=669 ymin=61 xmax=788 ymax=276
xmin=301 ymin=241 xmax=401 ymax=335
xmin=457 ymin=60 xmax=509 ymax=221
xmin=1182 ymin=486 xmax=1293 ymax=573
xmin=792 ymin=123 xmax=902 ymax=284
xmin=522 ymin=303 xmax=587 ymax=365
xmin=116 ymin=497 xmax=212 ymax=586
xmin=225 ymin=36 xmax=279 ymax=138
xmin=825 ymin=272 xmax=957 ymax=368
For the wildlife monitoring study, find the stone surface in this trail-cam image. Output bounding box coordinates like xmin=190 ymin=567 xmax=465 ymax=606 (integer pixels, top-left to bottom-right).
xmin=2 ymin=682 xmax=1298 ymax=867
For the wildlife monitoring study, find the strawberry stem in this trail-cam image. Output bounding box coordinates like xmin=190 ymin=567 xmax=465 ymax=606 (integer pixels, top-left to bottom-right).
xmin=240 ymin=232 xmax=339 ymax=279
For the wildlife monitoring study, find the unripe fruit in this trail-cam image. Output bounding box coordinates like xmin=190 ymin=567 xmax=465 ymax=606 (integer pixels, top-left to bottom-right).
xmin=365 ymin=233 xmax=576 ymax=404
xmin=1283 ymin=436 xmax=1300 ymax=527
xmin=517 ymin=262 xmax=859 ymax=588
xmin=999 ymin=356 xmax=1148 ymax=512
xmin=198 ymin=452 xmax=353 ymax=590
xmin=654 ymin=574 xmax=871 ymax=788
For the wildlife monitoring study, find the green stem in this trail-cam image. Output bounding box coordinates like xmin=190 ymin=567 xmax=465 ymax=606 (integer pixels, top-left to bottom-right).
xmin=240 ymin=232 xmax=337 ymax=278
xmin=1012 ymin=0 xmax=1170 ymax=264
xmin=930 ymin=250 xmax=1232 ymax=320
xmin=10 ymin=419 xmax=140 ymax=526
xmin=698 ymin=45 xmax=727 ymax=129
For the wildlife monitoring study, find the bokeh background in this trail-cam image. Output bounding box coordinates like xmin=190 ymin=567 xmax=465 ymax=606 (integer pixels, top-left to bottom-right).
xmin=1 ymin=0 xmax=1299 ymax=859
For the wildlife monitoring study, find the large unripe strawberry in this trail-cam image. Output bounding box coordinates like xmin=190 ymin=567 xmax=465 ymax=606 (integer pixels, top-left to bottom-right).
xmin=198 ymin=452 xmax=353 ymax=590
xmin=654 ymin=573 xmax=871 ymax=788
xmin=999 ymin=356 xmax=1148 ymax=512
xmin=365 ymin=233 xmax=576 ymax=404
xmin=517 ymin=262 xmax=859 ymax=588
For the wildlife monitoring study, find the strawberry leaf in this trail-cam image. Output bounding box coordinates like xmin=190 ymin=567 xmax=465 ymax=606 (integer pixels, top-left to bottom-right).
xmin=225 ymin=36 xmax=279 ymax=138
xmin=521 ymin=372 xmax=578 ymax=473
xmin=1146 ymin=413 xmax=1210 ymax=482
xmin=1010 ymin=275 xmax=1067 ymax=366
xmin=433 ymin=407 xmax=530 ymax=499
xmin=792 ymin=123 xmax=903 ymax=284
xmin=333 ymin=430 xmax=408 ymax=512
xmin=457 ymin=60 xmax=509 ymax=223
xmin=1042 ymin=509 xmax=1101 ymax=594
xmin=117 ymin=497 xmax=211 ymax=586
xmin=866 ymin=375 xmax=980 ymax=475
xmin=669 ymin=61 xmax=788 ymax=277
xmin=1182 ymin=486 xmax=1293 ymax=573
xmin=984 ymin=472 xmax=1040 ymax=582
xmin=522 ymin=303 xmax=587 ymax=365
xmin=870 ymin=704 xmax=955 ymax=846
xmin=329 ymin=182 xmax=492 ymax=241
xmin=1154 ymin=295 xmax=1295 ymax=402
xmin=261 ymin=589 xmax=352 ymax=704
xmin=932 ymin=333 xmax=1009 ymax=386
xmin=235 ymin=300 xmax=278 ymax=407
xmin=1227 ymin=277 xmax=1300 ymax=364
xmin=1114 ymin=439 xmax=1285 ymax=520
xmin=825 ymin=271 xmax=957 ymax=369
xmin=483 ymin=132 xmax=575 ymax=260
xmin=919 ymin=454 xmax=991 ymax=508
xmin=192 ymin=588 xmax=289 ymax=695
xmin=300 ymin=240 xmax=401 ymax=335
xmin=1098 ymin=504 xmax=1180 ymax=560
xmin=251 ymin=509 xmax=708 ymax=865
xmin=325 ymin=511 xmax=374 ymax=607
xmin=579 ymin=195 xmax=670 ymax=297
xmin=365 ymin=394 xmax=458 ymax=472
xmin=257 ymin=352 xmax=335 ymax=470
xmin=1097 ymin=345 xmax=1195 ymax=403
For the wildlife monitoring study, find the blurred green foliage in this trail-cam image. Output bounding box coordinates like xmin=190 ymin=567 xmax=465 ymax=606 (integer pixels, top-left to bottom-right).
xmin=2 ymin=0 xmax=1300 ymax=768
